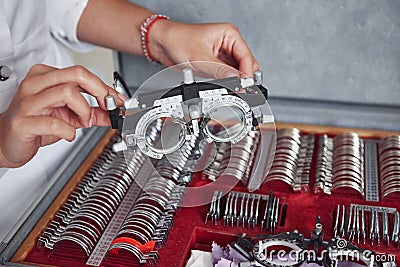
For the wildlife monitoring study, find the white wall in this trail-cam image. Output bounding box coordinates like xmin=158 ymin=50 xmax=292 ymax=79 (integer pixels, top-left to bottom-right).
xmin=71 ymin=47 xmax=114 ymax=85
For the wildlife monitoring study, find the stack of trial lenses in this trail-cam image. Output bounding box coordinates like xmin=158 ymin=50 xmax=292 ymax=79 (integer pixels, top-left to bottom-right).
xmin=379 ymin=135 xmax=400 ymax=198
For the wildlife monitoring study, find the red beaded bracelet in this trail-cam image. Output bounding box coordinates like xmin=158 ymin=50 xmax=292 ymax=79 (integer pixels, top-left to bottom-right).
xmin=140 ymin=14 xmax=169 ymax=63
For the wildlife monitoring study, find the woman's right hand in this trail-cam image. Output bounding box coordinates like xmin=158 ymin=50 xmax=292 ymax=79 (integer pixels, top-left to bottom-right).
xmin=0 ymin=64 xmax=123 ymax=168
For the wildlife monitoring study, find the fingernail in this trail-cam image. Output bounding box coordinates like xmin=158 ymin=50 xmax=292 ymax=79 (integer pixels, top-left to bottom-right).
xmin=118 ymin=93 xmax=129 ymax=101
xmin=88 ymin=117 xmax=93 ymax=128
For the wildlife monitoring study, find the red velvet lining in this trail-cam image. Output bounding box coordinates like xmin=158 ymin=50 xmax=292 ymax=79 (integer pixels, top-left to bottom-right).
xmin=23 ymin=133 xmax=400 ymax=266
xmin=24 ymin=186 xmax=400 ymax=266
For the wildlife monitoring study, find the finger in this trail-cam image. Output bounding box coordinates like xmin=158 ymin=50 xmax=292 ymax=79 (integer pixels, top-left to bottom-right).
xmin=217 ymin=51 xmax=240 ymax=70
xmin=222 ymin=28 xmax=257 ymax=77
xmin=20 ymin=65 xmax=122 ymax=110
xmin=89 ymin=107 xmax=111 ymax=127
xmin=253 ymin=61 xmax=260 ymax=74
xmin=26 ymin=64 xmax=57 ymax=77
xmin=23 ymin=84 xmax=92 ymax=128
xmin=230 ymin=44 xmax=256 ymax=78
xmin=40 ymin=135 xmax=66 ymax=147
xmin=188 ymin=58 xmax=241 ymax=79
xmin=19 ymin=116 xmax=76 ymax=143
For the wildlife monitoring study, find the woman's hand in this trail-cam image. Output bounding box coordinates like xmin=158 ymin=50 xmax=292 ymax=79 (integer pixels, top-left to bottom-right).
xmin=149 ymin=21 xmax=259 ymax=78
xmin=0 ymin=64 xmax=122 ymax=168
xmin=78 ymin=1 xmax=258 ymax=77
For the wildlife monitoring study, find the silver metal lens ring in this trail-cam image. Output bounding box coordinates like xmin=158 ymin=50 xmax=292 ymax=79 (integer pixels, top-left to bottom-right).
xmin=276 ymin=140 xmax=301 ymax=152
xmin=277 ymin=128 xmax=301 ymax=138
xmin=333 ymin=148 xmax=362 ymax=159
xmin=382 ymin=187 xmax=400 ymax=198
xmin=132 ymin=203 xmax=164 ymax=215
xmin=144 ymin=186 xmax=173 ymax=198
xmin=119 ymin=160 xmax=142 ymax=175
xmin=266 ymin=174 xmax=295 ymax=186
xmin=144 ymin=183 xmax=173 ymax=194
xmin=100 ymin=174 xmax=131 ymax=191
xmin=65 ymin=225 xmax=99 ymax=243
xmin=127 ymin=155 xmax=145 ymax=166
xmin=273 ymin=155 xmax=298 ymax=167
xmin=141 ymin=190 xmax=170 ymax=203
xmin=277 ymin=136 xmax=301 ymax=147
xmin=96 ymin=181 xmax=126 ymax=199
xmin=118 ymin=220 xmax=154 ymax=238
xmin=222 ymin=168 xmax=246 ymax=178
xmin=126 ymin=214 xmax=159 ymax=229
xmin=124 ymin=217 xmax=157 ymax=233
xmin=379 ymin=151 xmax=400 ymax=163
xmin=381 ymin=135 xmax=400 ymax=143
xmin=81 ymin=199 xmax=114 ymax=217
xmin=142 ymin=191 xmax=171 ymax=203
xmin=135 ymin=107 xmax=187 ymax=159
xmin=380 ymin=139 xmax=400 ymax=151
xmin=381 ymin=176 xmax=400 ymax=188
xmin=381 ymin=184 xmax=400 ymax=198
xmin=274 ymin=148 xmax=299 ymax=160
xmin=116 ymin=229 xmax=150 ymax=244
xmin=119 ymin=223 xmax=154 ymax=241
xmin=332 ymin=177 xmax=364 ymax=192
xmin=136 ymin=196 xmax=167 ymax=210
xmin=73 ymin=211 xmax=106 ymax=229
xmin=91 ymin=187 xmax=122 ymax=205
xmin=333 ymin=154 xmax=362 ymax=164
xmin=127 ymin=211 xmax=161 ymax=226
xmin=108 ymin=243 xmax=143 ymax=260
xmin=145 ymin=178 xmax=176 ymax=189
xmin=130 ymin=203 xmax=164 ymax=216
xmin=379 ymin=145 xmax=400 ymax=156
xmin=108 ymin=165 xmax=136 ymax=180
xmin=125 ymin=211 xmax=159 ymax=227
xmin=120 ymin=218 xmax=156 ymax=234
xmin=226 ymin=156 xmax=251 ymax=167
xmin=230 ymin=148 xmax=252 ymax=159
xmin=74 ymin=210 xmax=107 ymax=229
xmin=334 ymin=132 xmax=360 ymax=140
xmin=271 ymin=160 xmax=297 ymax=171
xmin=332 ymin=162 xmax=361 ymax=173
xmin=202 ymin=95 xmax=253 ymax=144
xmin=332 ymin=171 xmax=364 ymax=186
xmin=77 ymin=205 xmax=111 ymax=223
xmin=381 ymin=180 xmax=400 ymax=192
xmin=332 ymin=163 xmax=362 ymax=175
xmin=56 ymin=235 xmax=91 ymax=256
xmin=238 ymin=133 xmax=259 ymax=144
xmin=126 ymin=214 xmax=160 ymax=229
xmin=146 ymin=178 xmax=177 ymax=189
xmin=381 ymin=170 xmax=400 ymax=182
xmin=333 ymin=139 xmax=362 ymax=148
xmin=89 ymin=192 xmax=119 ymax=210
xmin=331 ymin=180 xmax=364 ymax=195
xmin=66 ymin=221 xmax=101 ymax=239
xmin=380 ymin=165 xmax=400 ymax=177
xmin=268 ymin=167 xmax=296 ymax=179
xmin=97 ymin=176 xmax=127 ymax=190
xmin=379 ymin=160 xmax=400 ymax=171
xmin=333 ymin=139 xmax=362 ymax=147
xmin=62 ymin=231 xmax=95 ymax=250
xmin=83 ymin=197 xmax=115 ymax=216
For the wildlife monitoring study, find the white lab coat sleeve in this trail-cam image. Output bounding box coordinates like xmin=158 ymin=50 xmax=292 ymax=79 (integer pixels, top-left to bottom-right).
xmin=46 ymin=0 xmax=96 ymax=52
